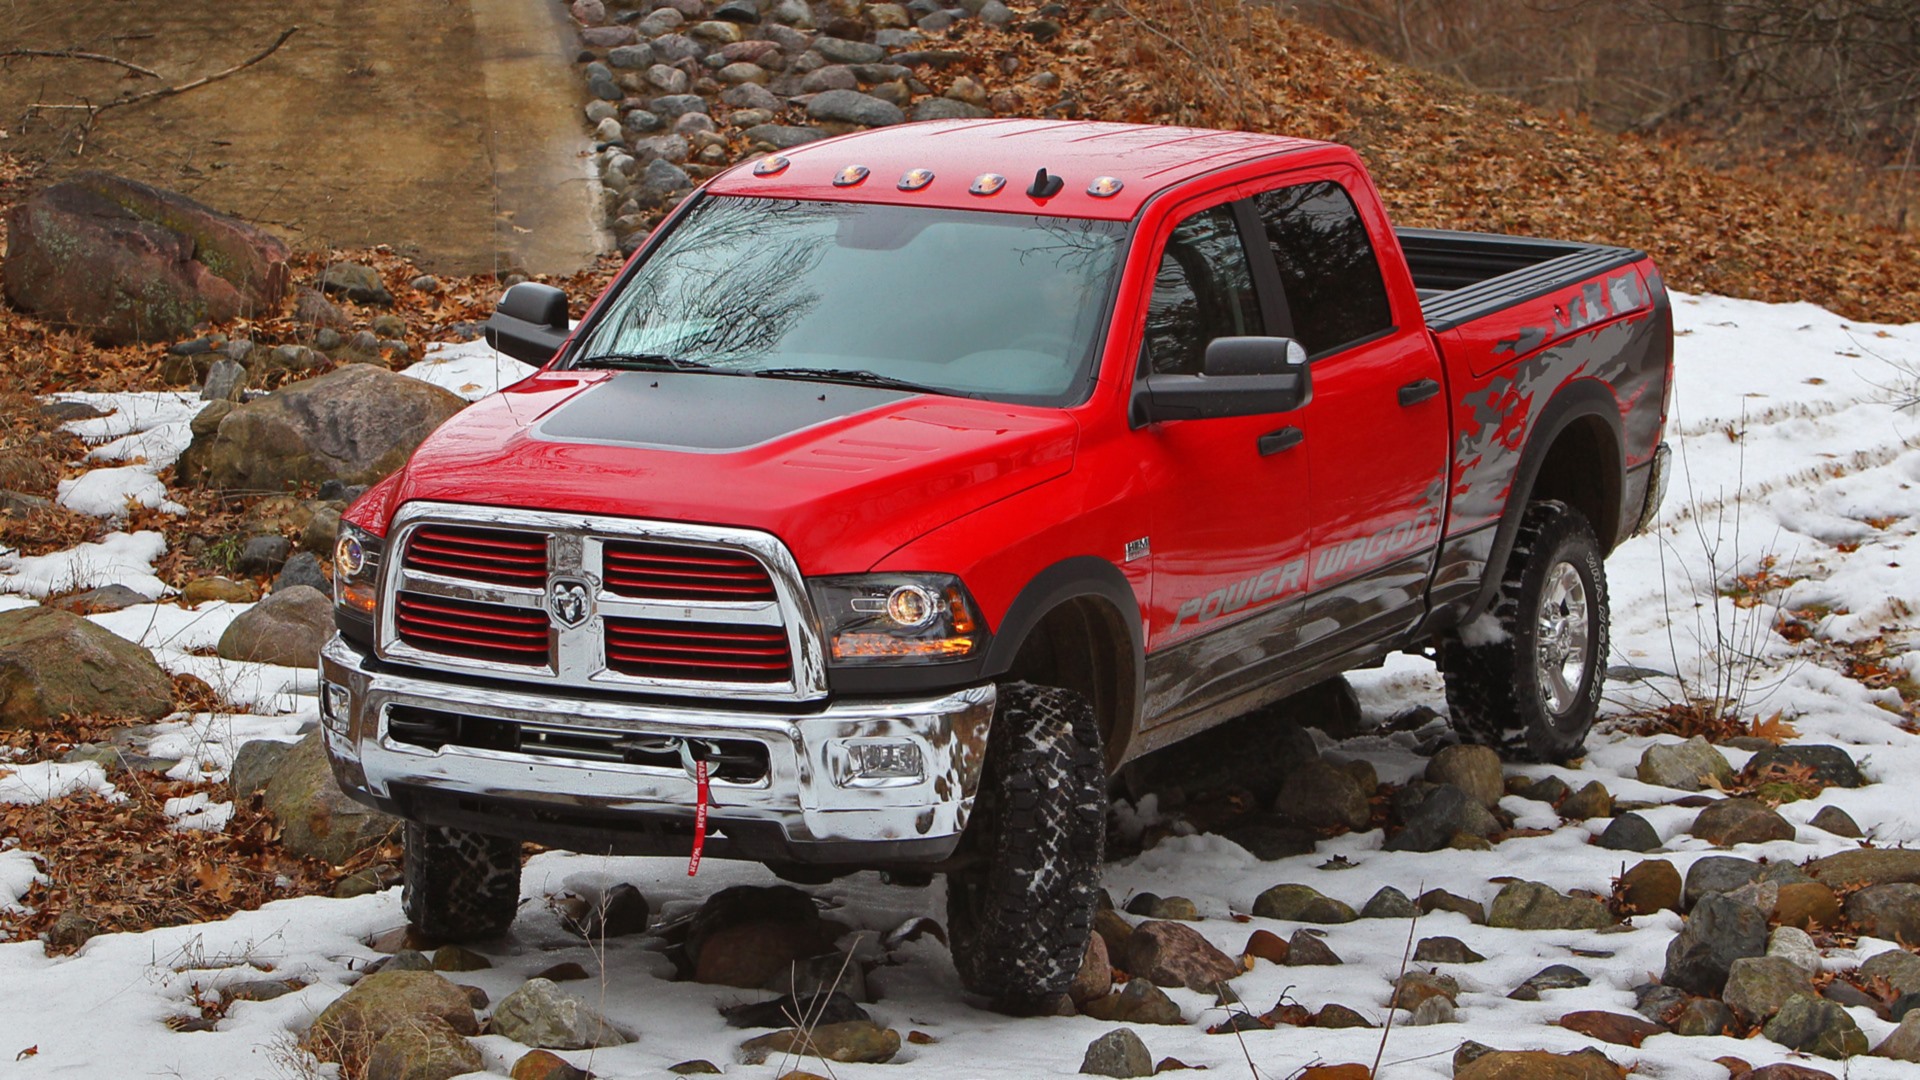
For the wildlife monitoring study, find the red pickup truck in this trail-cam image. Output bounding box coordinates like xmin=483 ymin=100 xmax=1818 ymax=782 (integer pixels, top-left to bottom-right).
xmin=321 ymin=119 xmax=1671 ymax=1011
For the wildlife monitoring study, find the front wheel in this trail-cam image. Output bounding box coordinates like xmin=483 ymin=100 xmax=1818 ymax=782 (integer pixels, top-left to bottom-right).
xmin=401 ymin=821 xmax=523 ymax=941
xmin=946 ymin=682 xmax=1106 ymax=1014
xmin=1441 ymin=500 xmax=1610 ymax=763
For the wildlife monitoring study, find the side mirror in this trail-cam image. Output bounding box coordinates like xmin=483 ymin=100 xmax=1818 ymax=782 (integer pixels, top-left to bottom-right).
xmin=484 ymin=282 xmax=571 ymax=365
xmin=1138 ymin=336 xmax=1312 ymax=422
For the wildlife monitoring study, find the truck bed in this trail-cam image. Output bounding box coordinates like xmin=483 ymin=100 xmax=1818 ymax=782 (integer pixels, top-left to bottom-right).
xmin=1397 ymin=228 xmax=1645 ymax=332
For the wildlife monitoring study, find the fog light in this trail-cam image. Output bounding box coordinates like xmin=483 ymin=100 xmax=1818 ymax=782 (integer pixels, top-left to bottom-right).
xmin=834 ymin=739 xmax=925 ymax=788
xmin=322 ymin=681 xmax=351 ymax=733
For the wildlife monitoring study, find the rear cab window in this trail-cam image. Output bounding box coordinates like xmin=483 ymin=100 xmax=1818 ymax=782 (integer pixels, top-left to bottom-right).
xmin=1250 ymin=181 xmax=1394 ymax=359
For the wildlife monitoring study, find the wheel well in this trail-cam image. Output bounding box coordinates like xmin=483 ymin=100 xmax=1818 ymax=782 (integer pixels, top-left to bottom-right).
xmin=1527 ymin=414 xmax=1622 ymax=550
xmin=1002 ymin=597 xmax=1136 ymax=770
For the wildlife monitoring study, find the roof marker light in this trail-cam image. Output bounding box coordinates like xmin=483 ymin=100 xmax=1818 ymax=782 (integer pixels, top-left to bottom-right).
xmin=752 ymin=155 xmax=790 ymax=176
xmin=833 ymin=165 xmax=870 ymax=187
xmin=898 ymin=168 xmax=935 ymax=191
xmin=1087 ymin=176 xmax=1124 ymax=198
xmin=969 ymin=173 xmax=1006 ymax=196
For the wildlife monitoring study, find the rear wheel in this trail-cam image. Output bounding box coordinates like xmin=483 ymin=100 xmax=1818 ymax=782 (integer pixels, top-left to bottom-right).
xmin=1441 ymin=500 xmax=1609 ymax=763
xmin=946 ymin=682 xmax=1106 ymax=1014
xmin=401 ymin=821 xmax=523 ymax=941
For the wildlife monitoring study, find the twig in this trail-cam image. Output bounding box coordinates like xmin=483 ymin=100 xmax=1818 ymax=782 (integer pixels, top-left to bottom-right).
xmin=0 ymin=49 xmax=160 ymax=78
xmin=30 ymin=27 xmax=299 ymax=116
xmin=1371 ymin=891 xmax=1421 ymax=1078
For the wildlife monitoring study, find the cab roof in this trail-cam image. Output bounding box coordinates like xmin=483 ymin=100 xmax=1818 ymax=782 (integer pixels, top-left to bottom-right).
xmin=705 ymin=119 xmax=1333 ymax=220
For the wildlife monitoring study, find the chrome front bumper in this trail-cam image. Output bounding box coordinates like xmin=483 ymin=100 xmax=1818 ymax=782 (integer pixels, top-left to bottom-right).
xmin=318 ymin=635 xmax=995 ymax=863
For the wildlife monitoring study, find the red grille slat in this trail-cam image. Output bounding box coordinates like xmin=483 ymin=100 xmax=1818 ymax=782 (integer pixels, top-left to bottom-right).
xmin=603 ymin=617 xmax=791 ymax=683
xmin=601 ymin=540 xmax=775 ymax=601
xmin=396 ymin=591 xmax=552 ymax=666
xmin=403 ymin=525 xmax=548 ymax=588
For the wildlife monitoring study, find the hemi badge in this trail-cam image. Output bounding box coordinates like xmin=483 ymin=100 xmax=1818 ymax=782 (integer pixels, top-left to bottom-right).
xmin=1124 ymin=537 xmax=1150 ymax=563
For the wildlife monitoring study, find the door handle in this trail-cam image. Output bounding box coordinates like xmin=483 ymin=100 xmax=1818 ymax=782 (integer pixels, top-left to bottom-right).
xmin=1398 ymin=378 xmax=1440 ymax=406
xmin=1258 ymin=426 xmax=1304 ymax=456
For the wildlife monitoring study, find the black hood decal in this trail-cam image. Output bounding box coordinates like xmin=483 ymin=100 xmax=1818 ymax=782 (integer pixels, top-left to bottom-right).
xmin=533 ymin=371 xmax=911 ymax=453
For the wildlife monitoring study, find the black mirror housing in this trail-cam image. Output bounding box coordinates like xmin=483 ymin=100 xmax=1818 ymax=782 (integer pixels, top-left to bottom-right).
xmin=1138 ymin=337 xmax=1311 ymax=422
xmin=485 ymin=282 xmax=572 ymax=366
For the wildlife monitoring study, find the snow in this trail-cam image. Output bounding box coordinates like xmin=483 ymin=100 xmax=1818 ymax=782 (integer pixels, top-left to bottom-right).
xmin=0 ymin=530 xmax=171 ymax=599
xmin=55 ymin=465 xmax=186 ymax=517
xmin=0 ymin=762 xmax=121 ymax=806
xmin=2 ymin=295 xmax=1919 ymax=1076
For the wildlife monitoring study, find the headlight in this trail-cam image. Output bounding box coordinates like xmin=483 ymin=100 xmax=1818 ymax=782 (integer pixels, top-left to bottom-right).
xmin=333 ymin=521 xmax=384 ymax=617
xmin=808 ymin=573 xmax=983 ymax=665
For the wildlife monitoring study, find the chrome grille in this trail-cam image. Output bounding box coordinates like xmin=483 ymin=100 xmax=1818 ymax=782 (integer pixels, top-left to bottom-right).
xmin=376 ymin=503 xmax=825 ymax=701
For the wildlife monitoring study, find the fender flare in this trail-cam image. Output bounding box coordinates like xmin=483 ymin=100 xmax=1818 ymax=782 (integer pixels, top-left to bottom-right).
xmin=1462 ymin=380 xmax=1625 ymax=623
xmin=982 ymin=554 xmax=1146 ymax=698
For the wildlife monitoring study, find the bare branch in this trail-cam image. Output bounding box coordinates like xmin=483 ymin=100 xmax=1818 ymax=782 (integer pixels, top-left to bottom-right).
xmin=0 ymin=48 xmax=161 ymax=78
xmin=29 ymin=27 xmax=299 ymax=117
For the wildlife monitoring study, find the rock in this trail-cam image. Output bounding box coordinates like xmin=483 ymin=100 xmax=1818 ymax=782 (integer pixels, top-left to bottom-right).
xmin=1691 ymin=798 xmax=1795 ymax=846
xmin=304 ymin=970 xmax=477 ymax=1070
xmin=432 ymin=945 xmax=491 ymax=972
xmin=1558 ymin=781 xmax=1613 ymax=820
xmin=48 ymin=584 xmax=149 ymax=615
xmin=1518 ymin=775 xmax=1571 ymax=804
xmin=1389 ymin=970 xmax=1458 ymax=1010
xmin=1487 ymin=881 xmax=1611 ymax=930
xmin=319 ymin=263 xmax=393 ymax=306
xmin=1637 ymin=736 xmax=1734 ymax=791
xmin=1875 ymin=1011 xmax=1920 ymax=1061
xmin=1557 ymin=1010 xmax=1666 ymax=1047
xmin=1417 ymin=889 xmax=1487 ymax=924
xmin=1774 ymin=881 xmax=1843 ymax=930
xmin=1216 ymin=820 xmax=1318 ymax=860
xmin=1361 ymin=886 xmax=1417 ymax=919
xmin=1314 ymin=1004 xmax=1374 ymax=1028
xmin=911 ymin=97 xmax=991 ymax=121
xmin=812 ymin=36 xmax=886 ymax=63
xmin=1423 ymin=745 xmax=1504 ymax=807
xmin=1672 ymin=997 xmax=1733 ymax=1035
xmin=303 ymin=505 xmax=342 ymax=555
xmin=202 ymin=359 xmax=249 ymax=402
xmin=1808 ymin=805 xmax=1862 ymax=837
xmin=1251 ymin=884 xmax=1356 ymax=924
xmin=1412 ymin=936 xmax=1485 ymax=964
xmin=182 ymin=576 xmax=256 ymax=605
xmin=1748 ymin=744 xmax=1864 ymax=788
xmin=1069 ymin=932 xmax=1111 ymax=1005
xmin=534 ymin=962 xmax=591 ymax=983
xmin=738 ymin=1020 xmax=898 ymax=1065
xmin=1511 ymin=965 xmax=1590 ymax=1003
xmin=1241 ymin=929 xmax=1287 ymax=964
xmin=1147 ymin=896 xmax=1199 ymax=921
xmin=668 ymin=1062 xmax=721 ymax=1076
xmin=1684 ymin=856 xmax=1762 ymax=909
xmin=1385 ymin=784 xmax=1499 ymax=852
xmin=1407 ymin=996 xmax=1454 ymax=1025
xmin=1081 ymin=980 xmax=1183 ymax=1025
xmin=1768 ymin=926 xmax=1822 ymax=974
xmin=742 ymin=123 xmax=829 ymax=149
xmin=509 ymin=1049 xmax=591 ymax=1080
xmin=47 ymin=908 xmax=100 ymax=950
xmin=294 ymin=286 xmax=350 ymax=328
xmin=1846 ymin=882 xmax=1920 ymax=942
xmin=1453 ymin=1049 xmax=1623 ymax=1080
xmin=361 ymin=1016 xmax=484 ymax=1080
xmin=1093 ymin=907 xmax=1133 ymax=959
xmin=807 ymin=89 xmax=905 ymax=126
xmin=1743 ymin=1067 xmax=1836 ymax=1080
xmin=216 ymin=585 xmax=333 ymax=667
xmin=1630 ymin=981 xmax=1686 ymax=1019
xmin=0 ymin=607 xmax=173 ymax=729
xmin=1124 ymin=921 xmax=1238 ymax=991
xmin=722 ymin=991 xmax=869 ymax=1029
xmin=185 ymin=365 xmax=465 ymax=491
xmin=223 ymin=978 xmax=303 ymax=1004
xmin=1078 ymin=1028 xmax=1152 ymax=1078
xmin=1764 ymin=993 xmax=1869 ymax=1058
xmin=237 ymin=535 xmax=292 ymax=576
xmin=1724 ymin=955 xmax=1817 ymax=1023
xmin=1597 ymin=813 xmax=1661 ymax=852
xmin=1619 ymin=859 xmax=1682 ymax=915
xmin=1276 ymin=758 xmax=1371 ymax=831
xmin=1283 ymin=930 xmax=1341 ymax=966
xmin=493 ymin=979 xmax=632 ymax=1050
xmin=228 ymin=737 xmax=294 ymax=796
xmin=688 ymin=885 xmax=838 ymax=987
xmin=273 ymin=551 xmax=330 ymax=595
xmin=1863 ymin=948 xmax=1920 ymax=994
xmin=60 ymin=742 xmax=177 ymax=775
xmin=1663 ymin=893 xmax=1769 ymax=995
xmin=263 ymin=732 xmax=400 ymax=864
xmin=4 ymin=172 xmax=289 ymax=344
xmin=1808 ymin=848 xmax=1920 ymax=888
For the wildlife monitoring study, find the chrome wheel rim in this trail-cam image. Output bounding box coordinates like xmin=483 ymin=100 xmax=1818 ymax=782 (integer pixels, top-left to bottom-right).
xmin=1536 ymin=562 xmax=1590 ymax=715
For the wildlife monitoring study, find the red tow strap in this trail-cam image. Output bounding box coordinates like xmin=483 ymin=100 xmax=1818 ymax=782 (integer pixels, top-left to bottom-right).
xmin=688 ymin=757 xmax=710 ymax=877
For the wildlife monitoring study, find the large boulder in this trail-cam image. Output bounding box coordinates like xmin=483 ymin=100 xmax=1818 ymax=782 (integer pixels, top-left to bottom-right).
xmin=304 ymin=969 xmax=477 ymax=1075
xmin=216 ymin=585 xmax=334 ymax=667
xmin=0 ymin=606 xmax=173 ymax=729
xmin=263 ymin=732 xmax=400 ymax=865
xmin=181 ymin=365 xmax=464 ymax=491
xmin=3 ymin=171 xmax=289 ymax=344
xmin=491 ymin=978 xmax=632 ymax=1050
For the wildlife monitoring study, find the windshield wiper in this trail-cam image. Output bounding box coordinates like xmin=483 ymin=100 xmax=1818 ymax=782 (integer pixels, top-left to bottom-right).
xmin=753 ymin=367 xmax=938 ymax=394
xmin=573 ymin=352 xmax=720 ymax=372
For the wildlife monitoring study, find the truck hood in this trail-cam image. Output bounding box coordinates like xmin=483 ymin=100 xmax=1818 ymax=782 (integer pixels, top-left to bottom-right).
xmin=387 ymin=370 xmax=1078 ymax=573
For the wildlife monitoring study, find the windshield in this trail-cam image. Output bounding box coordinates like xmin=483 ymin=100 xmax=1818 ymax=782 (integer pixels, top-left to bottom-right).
xmin=569 ymin=196 xmax=1127 ymax=404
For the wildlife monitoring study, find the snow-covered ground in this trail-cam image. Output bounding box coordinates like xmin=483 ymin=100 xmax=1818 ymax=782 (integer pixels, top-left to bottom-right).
xmin=2 ymin=293 xmax=1918 ymax=1077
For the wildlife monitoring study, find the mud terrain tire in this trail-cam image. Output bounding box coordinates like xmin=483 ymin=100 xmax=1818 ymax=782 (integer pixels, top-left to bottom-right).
xmin=947 ymin=682 xmax=1106 ymax=1014
xmin=401 ymin=821 xmax=523 ymax=941
xmin=1442 ymin=500 xmax=1610 ymax=763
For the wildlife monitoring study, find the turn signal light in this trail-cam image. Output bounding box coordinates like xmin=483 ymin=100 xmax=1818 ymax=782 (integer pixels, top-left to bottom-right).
xmin=831 ymin=633 xmax=975 ymax=659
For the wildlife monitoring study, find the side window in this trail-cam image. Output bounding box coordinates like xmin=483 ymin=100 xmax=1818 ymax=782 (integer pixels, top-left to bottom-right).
xmin=1252 ymin=181 xmax=1392 ymax=358
xmin=1142 ymin=205 xmax=1262 ymax=376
